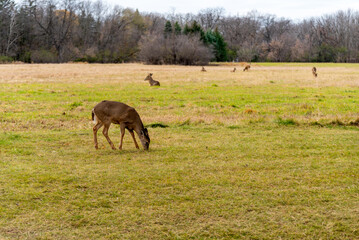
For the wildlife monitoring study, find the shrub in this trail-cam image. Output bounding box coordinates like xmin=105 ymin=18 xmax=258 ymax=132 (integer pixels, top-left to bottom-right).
xmin=138 ymin=33 xmax=213 ymax=65
xmin=20 ymin=52 xmax=32 ymax=63
xmin=0 ymin=56 xmax=13 ymax=63
xmin=31 ymin=50 xmax=57 ymax=63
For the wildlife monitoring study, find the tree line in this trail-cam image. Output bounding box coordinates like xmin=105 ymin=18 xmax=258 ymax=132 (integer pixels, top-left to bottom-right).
xmin=1 ymin=0 xmax=359 ymax=64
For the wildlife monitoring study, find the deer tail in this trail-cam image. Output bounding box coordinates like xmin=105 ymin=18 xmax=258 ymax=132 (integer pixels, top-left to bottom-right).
xmin=92 ymin=109 xmax=97 ymax=124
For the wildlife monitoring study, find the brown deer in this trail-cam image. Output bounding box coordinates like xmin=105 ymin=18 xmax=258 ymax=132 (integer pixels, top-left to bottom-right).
xmin=312 ymin=67 xmax=317 ymax=77
xmin=92 ymin=100 xmax=150 ymax=150
xmin=201 ymin=66 xmax=207 ymax=72
xmin=144 ymin=73 xmax=160 ymax=86
xmin=230 ymin=67 xmax=237 ymax=72
xmin=243 ymin=64 xmax=251 ymax=71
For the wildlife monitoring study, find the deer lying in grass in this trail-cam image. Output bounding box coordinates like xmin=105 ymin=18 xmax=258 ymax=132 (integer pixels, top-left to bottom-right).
xmin=201 ymin=66 xmax=207 ymax=72
xmin=231 ymin=67 xmax=236 ymax=72
xmin=92 ymin=100 xmax=150 ymax=150
xmin=144 ymin=73 xmax=160 ymax=86
xmin=312 ymin=67 xmax=317 ymax=77
xmin=243 ymin=64 xmax=251 ymax=71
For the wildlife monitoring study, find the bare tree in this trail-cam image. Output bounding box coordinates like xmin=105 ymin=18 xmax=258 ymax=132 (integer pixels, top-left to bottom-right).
xmin=138 ymin=32 xmax=212 ymax=65
xmin=0 ymin=0 xmax=19 ymax=56
xmin=30 ymin=0 xmax=78 ymax=62
xmin=3 ymin=1 xmax=359 ymax=64
xmin=138 ymin=33 xmax=166 ymax=64
xmin=143 ymin=13 xmax=166 ymax=34
xmin=175 ymin=34 xmax=213 ymax=65
xmin=197 ymin=7 xmax=224 ymax=30
xmin=5 ymin=3 xmax=19 ymax=55
xmin=219 ymin=11 xmax=261 ymax=61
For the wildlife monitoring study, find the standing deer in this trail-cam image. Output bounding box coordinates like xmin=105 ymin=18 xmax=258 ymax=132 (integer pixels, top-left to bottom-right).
xmin=312 ymin=67 xmax=317 ymax=77
xmin=243 ymin=64 xmax=251 ymax=71
xmin=92 ymin=100 xmax=150 ymax=150
xmin=201 ymin=66 xmax=207 ymax=72
xmin=231 ymin=67 xmax=237 ymax=72
xmin=144 ymin=73 xmax=160 ymax=86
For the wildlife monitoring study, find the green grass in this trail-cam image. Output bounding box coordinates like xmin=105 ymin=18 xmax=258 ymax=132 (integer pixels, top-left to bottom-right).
xmin=0 ymin=63 xmax=358 ymax=239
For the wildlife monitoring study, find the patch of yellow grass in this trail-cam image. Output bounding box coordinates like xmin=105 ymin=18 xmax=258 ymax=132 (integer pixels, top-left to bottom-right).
xmin=0 ymin=63 xmax=358 ymax=87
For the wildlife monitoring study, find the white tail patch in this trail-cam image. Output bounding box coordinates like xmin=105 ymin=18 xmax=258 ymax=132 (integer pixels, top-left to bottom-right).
xmin=92 ymin=109 xmax=98 ymax=124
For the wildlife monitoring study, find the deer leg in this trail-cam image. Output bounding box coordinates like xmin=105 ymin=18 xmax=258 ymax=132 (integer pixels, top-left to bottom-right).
xmin=93 ymin=122 xmax=103 ymax=149
xmin=119 ymin=123 xmax=125 ymax=150
xmin=129 ymin=129 xmax=139 ymax=149
xmin=102 ymin=124 xmax=116 ymax=150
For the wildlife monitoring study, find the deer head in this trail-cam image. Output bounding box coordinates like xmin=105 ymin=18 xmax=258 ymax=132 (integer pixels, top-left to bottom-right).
xmin=144 ymin=73 xmax=153 ymax=81
xmin=139 ymin=128 xmax=150 ymax=150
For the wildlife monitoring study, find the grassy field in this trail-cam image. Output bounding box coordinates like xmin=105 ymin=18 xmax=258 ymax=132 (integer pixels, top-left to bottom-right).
xmin=0 ymin=63 xmax=358 ymax=239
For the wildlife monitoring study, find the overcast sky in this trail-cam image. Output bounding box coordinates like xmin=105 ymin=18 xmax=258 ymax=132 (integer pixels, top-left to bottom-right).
xmin=106 ymin=0 xmax=359 ymax=20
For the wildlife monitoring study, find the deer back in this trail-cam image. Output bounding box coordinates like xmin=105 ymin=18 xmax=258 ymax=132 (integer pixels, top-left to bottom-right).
xmin=93 ymin=101 xmax=141 ymax=125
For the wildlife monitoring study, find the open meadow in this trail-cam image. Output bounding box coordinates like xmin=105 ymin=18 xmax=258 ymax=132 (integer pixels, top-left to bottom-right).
xmin=0 ymin=63 xmax=358 ymax=239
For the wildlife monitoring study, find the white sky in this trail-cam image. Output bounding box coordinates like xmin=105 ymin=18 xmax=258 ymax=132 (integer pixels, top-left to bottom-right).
xmin=106 ymin=0 xmax=359 ymax=20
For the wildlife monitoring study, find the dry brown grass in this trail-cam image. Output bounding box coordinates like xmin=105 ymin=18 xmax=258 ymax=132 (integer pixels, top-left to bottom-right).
xmin=1 ymin=63 xmax=358 ymax=87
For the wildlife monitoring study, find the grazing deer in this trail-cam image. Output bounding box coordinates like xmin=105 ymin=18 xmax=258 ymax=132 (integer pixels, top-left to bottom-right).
xmin=144 ymin=73 xmax=160 ymax=86
xmin=243 ymin=64 xmax=251 ymax=72
xmin=231 ymin=67 xmax=237 ymax=72
xmin=201 ymin=66 xmax=207 ymax=72
xmin=312 ymin=67 xmax=317 ymax=77
xmin=92 ymin=100 xmax=150 ymax=150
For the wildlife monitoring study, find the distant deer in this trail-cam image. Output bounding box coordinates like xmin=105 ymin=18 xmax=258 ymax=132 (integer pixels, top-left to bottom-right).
xmin=312 ymin=67 xmax=317 ymax=77
xmin=92 ymin=100 xmax=150 ymax=150
xmin=243 ymin=64 xmax=251 ymax=72
xmin=231 ymin=67 xmax=237 ymax=72
xmin=201 ymin=66 xmax=207 ymax=72
xmin=144 ymin=73 xmax=160 ymax=86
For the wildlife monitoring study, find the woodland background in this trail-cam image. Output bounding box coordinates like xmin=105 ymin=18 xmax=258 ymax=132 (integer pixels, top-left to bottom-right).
xmin=1 ymin=0 xmax=359 ymax=64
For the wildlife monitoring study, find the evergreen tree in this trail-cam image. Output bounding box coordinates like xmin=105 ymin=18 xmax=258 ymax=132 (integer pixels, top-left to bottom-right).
xmin=174 ymin=21 xmax=181 ymax=35
xmin=182 ymin=21 xmax=229 ymax=61
xmin=183 ymin=21 xmax=203 ymax=35
xmin=204 ymin=30 xmax=215 ymax=45
xmin=183 ymin=24 xmax=189 ymax=35
xmin=213 ymin=28 xmax=228 ymax=61
xmin=164 ymin=20 xmax=172 ymax=37
xmin=183 ymin=21 xmax=206 ymax=42
xmin=190 ymin=21 xmax=202 ymax=34
xmin=203 ymin=29 xmax=228 ymax=62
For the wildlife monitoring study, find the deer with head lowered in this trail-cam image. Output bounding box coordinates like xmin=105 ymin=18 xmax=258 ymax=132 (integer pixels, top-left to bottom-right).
xmin=92 ymin=100 xmax=150 ymax=150
xmin=144 ymin=73 xmax=160 ymax=86
xmin=312 ymin=67 xmax=317 ymax=77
